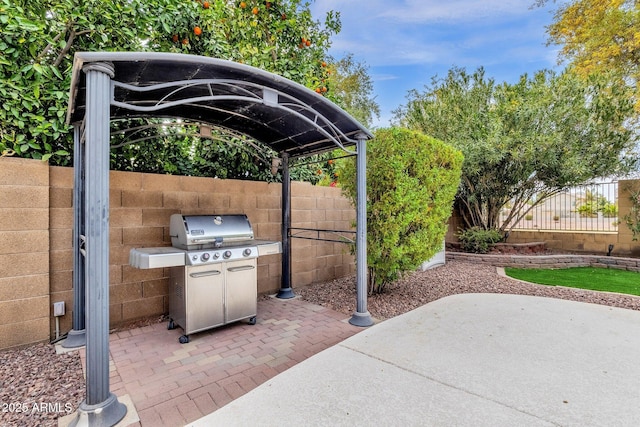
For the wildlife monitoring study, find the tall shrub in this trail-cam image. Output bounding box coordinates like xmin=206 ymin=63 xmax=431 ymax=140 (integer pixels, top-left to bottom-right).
xmin=395 ymin=67 xmax=637 ymax=233
xmin=340 ymin=127 xmax=463 ymax=294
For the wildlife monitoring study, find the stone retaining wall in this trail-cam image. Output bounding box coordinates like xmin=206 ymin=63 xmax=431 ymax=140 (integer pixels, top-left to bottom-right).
xmin=447 ymin=251 xmax=640 ymax=272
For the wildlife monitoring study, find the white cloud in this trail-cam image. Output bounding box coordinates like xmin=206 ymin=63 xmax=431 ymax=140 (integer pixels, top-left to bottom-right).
xmin=310 ymin=0 xmax=561 ymax=123
xmin=314 ymin=0 xmax=555 ymax=69
xmin=377 ymin=0 xmax=533 ymax=24
xmin=371 ymin=73 xmax=400 ymax=82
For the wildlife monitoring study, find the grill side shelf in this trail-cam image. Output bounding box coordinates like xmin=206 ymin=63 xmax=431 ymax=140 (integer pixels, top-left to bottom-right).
xmin=129 ymin=247 xmax=186 ymax=269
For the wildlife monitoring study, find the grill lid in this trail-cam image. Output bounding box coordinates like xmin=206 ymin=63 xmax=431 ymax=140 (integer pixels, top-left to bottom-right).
xmin=170 ymin=214 xmax=254 ymax=250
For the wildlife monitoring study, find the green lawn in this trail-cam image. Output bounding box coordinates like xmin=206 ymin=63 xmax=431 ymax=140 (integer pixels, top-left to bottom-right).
xmin=504 ymin=267 xmax=640 ymax=297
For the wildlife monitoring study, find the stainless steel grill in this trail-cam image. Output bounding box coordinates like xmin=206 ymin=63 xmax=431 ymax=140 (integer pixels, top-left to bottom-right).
xmin=129 ymin=214 xmax=281 ymax=343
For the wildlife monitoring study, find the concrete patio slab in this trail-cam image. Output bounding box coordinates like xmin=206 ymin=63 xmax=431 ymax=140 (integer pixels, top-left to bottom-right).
xmin=190 ymin=293 xmax=640 ymax=426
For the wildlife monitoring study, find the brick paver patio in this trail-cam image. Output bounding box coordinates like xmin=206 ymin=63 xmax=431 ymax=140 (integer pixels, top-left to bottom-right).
xmin=77 ymin=296 xmax=361 ymax=426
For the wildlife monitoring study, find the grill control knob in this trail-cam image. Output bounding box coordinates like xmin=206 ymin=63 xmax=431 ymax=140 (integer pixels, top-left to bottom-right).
xmin=192 ymin=255 xmax=198 ymax=261
xmin=212 ymin=252 xmax=220 ymax=260
xmin=243 ymin=248 xmax=252 ymax=257
xmin=223 ymin=250 xmax=232 ymax=259
xmin=201 ymin=253 xmax=210 ymax=262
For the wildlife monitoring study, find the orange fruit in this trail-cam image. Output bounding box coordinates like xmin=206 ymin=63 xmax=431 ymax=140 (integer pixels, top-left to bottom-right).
xmin=315 ymin=87 xmax=321 ymax=93
xmin=182 ymin=38 xmax=189 ymax=45
xmin=305 ymin=39 xmax=311 ymax=47
xmin=240 ymin=1 xmax=246 ymax=8
xmin=172 ymin=34 xmax=179 ymax=43
xmin=266 ymin=1 xmax=272 ymax=8
xmin=194 ymin=26 xmax=202 ymax=36
xmin=321 ymin=61 xmax=327 ymax=67
xmin=252 ymin=6 xmax=259 ymax=14
xmin=281 ymin=13 xmax=286 ymax=20
xmin=203 ymin=1 xmax=210 ymax=8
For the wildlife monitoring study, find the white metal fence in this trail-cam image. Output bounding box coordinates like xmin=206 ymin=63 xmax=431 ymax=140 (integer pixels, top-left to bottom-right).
xmin=505 ymin=182 xmax=619 ymax=232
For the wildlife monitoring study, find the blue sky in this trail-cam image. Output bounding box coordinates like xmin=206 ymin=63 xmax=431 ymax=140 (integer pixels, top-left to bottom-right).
xmin=310 ymin=0 xmax=563 ymax=128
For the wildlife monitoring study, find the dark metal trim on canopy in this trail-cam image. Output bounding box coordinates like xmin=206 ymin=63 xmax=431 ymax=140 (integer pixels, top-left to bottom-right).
xmin=67 ymin=52 xmax=372 ymax=158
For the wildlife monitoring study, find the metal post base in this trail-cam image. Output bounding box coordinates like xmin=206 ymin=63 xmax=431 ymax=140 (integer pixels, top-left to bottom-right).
xmin=69 ymin=393 xmax=127 ymax=427
xmin=276 ymin=287 xmax=295 ymax=299
xmin=61 ymin=329 xmax=86 ymax=348
xmin=349 ymin=311 xmax=374 ymax=327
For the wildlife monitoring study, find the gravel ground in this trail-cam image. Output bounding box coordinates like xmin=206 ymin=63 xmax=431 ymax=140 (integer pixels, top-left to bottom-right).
xmin=0 ymin=342 xmax=84 ymax=427
xmin=3 ymin=259 xmax=640 ymax=427
xmin=296 ymin=259 xmax=640 ymax=320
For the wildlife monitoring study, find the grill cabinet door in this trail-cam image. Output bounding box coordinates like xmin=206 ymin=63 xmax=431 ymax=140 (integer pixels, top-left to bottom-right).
xmin=185 ymin=264 xmax=224 ymax=334
xmin=225 ymin=258 xmax=257 ymax=323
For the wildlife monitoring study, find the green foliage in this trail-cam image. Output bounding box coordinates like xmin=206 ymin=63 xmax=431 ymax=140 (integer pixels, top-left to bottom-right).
xmin=456 ymin=227 xmax=503 ymax=254
xmin=324 ymin=54 xmax=380 ymax=128
xmin=624 ymin=185 xmax=640 ymax=241
xmin=340 ymin=127 xmax=463 ymax=294
xmin=147 ymin=0 xmax=339 ymax=91
xmin=0 ymin=0 xmax=152 ymax=163
xmin=109 ymin=121 xmax=327 ymax=182
xmin=1 ymin=0 xmax=378 ymax=185
xmin=576 ymin=203 xmax=598 ymax=218
xmin=394 ymin=67 xmax=638 ymax=233
xmin=576 ymin=189 xmax=616 ymax=218
xmin=601 ymin=202 xmax=618 ymax=218
xmin=576 ymin=201 xmax=599 ymax=218
xmin=542 ymin=0 xmax=640 ymax=111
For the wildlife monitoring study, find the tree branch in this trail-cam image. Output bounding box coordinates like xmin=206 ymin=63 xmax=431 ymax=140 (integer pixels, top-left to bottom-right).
xmin=54 ymin=28 xmax=74 ymax=67
xmin=36 ymin=30 xmax=65 ymax=63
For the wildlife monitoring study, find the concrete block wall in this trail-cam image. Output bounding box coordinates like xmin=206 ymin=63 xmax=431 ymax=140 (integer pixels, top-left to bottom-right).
xmin=0 ymin=158 xmax=51 ymax=349
xmin=0 ymin=157 xmax=356 ymax=348
xmin=617 ymin=179 xmax=640 ymax=256
xmin=290 ymin=181 xmax=356 ymax=285
xmin=506 ymin=230 xmax=620 ymax=256
xmin=448 ymin=217 xmax=623 ymax=256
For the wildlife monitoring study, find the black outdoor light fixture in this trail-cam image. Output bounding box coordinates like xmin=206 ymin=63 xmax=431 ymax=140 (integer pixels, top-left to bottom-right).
xmin=607 ymin=244 xmax=614 ymax=256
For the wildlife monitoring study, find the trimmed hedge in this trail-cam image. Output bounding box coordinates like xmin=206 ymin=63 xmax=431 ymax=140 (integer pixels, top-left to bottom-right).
xmin=340 ymin=127 xmax=463 ymax=293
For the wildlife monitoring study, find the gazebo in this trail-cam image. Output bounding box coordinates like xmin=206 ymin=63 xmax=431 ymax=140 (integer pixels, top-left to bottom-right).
xmin=64 ymin=52 xmax=373 ymax=426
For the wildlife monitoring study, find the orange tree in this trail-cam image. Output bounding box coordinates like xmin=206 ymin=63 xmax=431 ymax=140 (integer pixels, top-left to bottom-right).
xmin=0 ymin=0 xmax=153 ymax=162
xmin=147 ymin=0 xmax=338 ymax=92
xmin=0 ymin=0 xmax=342 ymax=173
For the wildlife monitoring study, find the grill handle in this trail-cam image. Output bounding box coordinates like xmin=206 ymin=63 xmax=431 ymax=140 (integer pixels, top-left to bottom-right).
xmin=191 ymin=237 xmax=224 ymax=244
xmin=189 ymin=270 xmax=222 ymax=278
xmin=227 ymin=265 xmax=256 ymax=273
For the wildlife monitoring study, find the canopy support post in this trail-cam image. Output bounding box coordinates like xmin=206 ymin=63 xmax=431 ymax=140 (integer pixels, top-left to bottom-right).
xmin=277 ymin=153 xmax=295 ymax=299
xmin=350 ymin=134 xmax=373 ymax=327
xmin=69 ymin=62 xmax=127 ymax=427
xmin=63 ymin=124 xmax=86 ymax=349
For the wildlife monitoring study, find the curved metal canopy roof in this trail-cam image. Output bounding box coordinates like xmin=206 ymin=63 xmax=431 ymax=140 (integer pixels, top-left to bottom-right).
xmin=65 ymin=53 xmax=374 ymax=423
xmin=66 ymin=52 xmax=372 ymax=158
